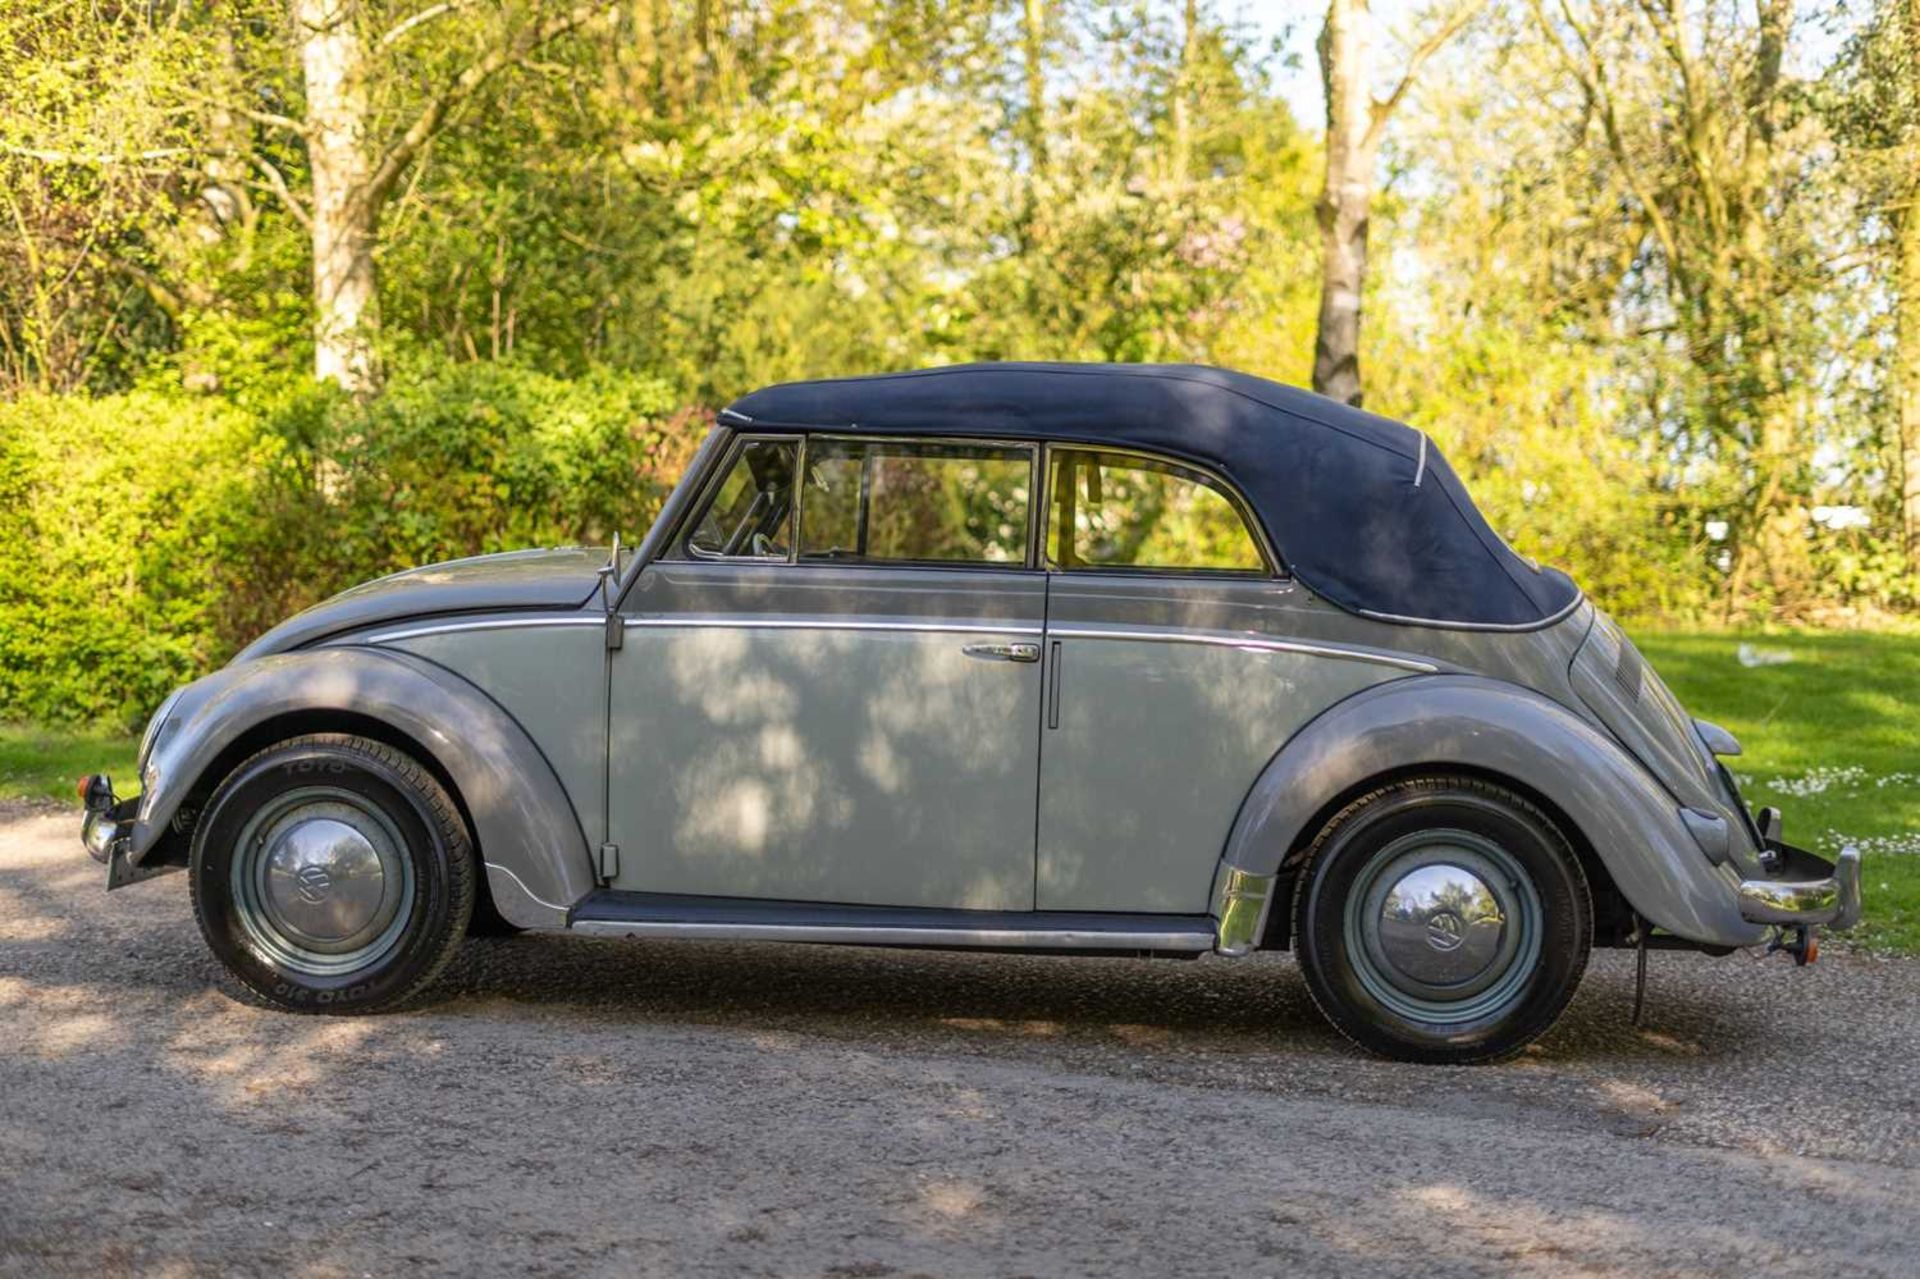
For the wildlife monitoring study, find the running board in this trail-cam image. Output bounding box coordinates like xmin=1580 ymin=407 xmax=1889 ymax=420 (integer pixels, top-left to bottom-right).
xmin=568 ymin=891 xmax=1217 ymax=956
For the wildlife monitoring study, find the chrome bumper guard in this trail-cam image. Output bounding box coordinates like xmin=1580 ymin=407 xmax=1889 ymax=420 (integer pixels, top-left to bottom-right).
xmin=80 ymin=774 xmax=129 ymax=862
xmin=79 ymin=775 xmax=171 ymax=890
xmin=1736 ymin=841 xmax=1861 ymax=931
xmin=1212 ymin=866 xmax=1277 ymax=957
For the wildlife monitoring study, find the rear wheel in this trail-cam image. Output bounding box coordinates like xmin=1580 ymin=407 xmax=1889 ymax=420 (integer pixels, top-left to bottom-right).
xmin=189 ymin=734 xmax=474 ymax=1013
xmin=1292 ymin=777 xmax=1590 ymax=1064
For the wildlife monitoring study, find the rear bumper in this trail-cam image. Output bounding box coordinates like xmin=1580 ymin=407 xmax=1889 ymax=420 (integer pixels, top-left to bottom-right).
xmin=1736 ymin=841 xmax=1862 ymax=931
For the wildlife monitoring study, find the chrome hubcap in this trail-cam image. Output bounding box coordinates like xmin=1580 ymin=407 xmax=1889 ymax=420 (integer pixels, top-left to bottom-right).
xmin=1344 ymin=830 xmax=1541 ymax=1025
xmin=232 ymin=788 xmax=413 ymax=976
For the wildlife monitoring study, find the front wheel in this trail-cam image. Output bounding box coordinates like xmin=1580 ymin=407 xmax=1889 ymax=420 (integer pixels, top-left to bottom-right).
xmin=190 ymin=734 xmax=475 ymax=1013
xmin=1292 ymin=777 xmax=1591 ymax=1064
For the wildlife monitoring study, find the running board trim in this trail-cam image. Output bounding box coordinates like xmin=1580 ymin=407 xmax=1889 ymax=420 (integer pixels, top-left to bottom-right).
xmin=567 ymin=891 xmax=1216 ymax=954
xmin=570 ymin=918 xmax=1216 ymax=951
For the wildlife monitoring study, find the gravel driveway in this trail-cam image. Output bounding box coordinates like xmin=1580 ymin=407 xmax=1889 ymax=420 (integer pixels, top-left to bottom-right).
xmin=2 ymin=803 xmax=1916 ymax=1277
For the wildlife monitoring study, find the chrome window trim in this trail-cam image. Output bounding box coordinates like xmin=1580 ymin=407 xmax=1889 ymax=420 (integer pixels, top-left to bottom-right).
xmin=1046 ymin=625 xmax=1437 ymax=673
xmin=1039 ymin=442 xmax=1285 ymax=580
xmin=676 ymin=432 xmax=804 ymax=564
xmin=612 ymin=423 xmax=734 ymax=607
xmin=795 ymin=433 xmax=1043 ymax=571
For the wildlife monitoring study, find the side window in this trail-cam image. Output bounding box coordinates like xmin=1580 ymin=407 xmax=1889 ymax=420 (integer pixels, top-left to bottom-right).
xmin=1047 ymin=448 xmax=1267 ymax=574
xmin=686 ymin=438 xmax=798 ymax=559
xmin=799 ymin=439 xmax=1032 ymax=566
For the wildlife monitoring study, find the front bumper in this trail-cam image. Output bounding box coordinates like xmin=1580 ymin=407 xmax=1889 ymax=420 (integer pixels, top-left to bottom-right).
xmin=1736 ymin=840 xmax=1862 ymax=931
xmin=78 ymin=774 xmax=173 ymax=890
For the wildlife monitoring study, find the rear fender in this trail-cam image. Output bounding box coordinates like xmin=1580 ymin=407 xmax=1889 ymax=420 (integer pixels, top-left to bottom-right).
xmin=1220 ymin=675 xmax=1767 ymax=949
xmin=131 ymin=647 xmax=595 ymax=928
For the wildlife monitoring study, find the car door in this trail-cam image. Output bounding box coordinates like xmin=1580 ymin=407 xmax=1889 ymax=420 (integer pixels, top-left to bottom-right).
xmin=607 ymin=433 xmax=1046 ymax=910
xmin=1036 ymin=446 xmax=1406 ymax=913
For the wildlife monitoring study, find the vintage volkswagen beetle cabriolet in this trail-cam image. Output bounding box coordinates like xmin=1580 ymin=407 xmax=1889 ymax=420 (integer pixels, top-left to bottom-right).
xmin=80 ymin=363 xmax=1859 ymax=1062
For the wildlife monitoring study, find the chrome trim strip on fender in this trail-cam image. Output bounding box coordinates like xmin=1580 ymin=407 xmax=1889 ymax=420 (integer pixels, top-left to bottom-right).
xmin=1356 ymin=591 xmax=1587 ymax=633
xmin=1046 ymin=626 xmax=1437 ymax=673
xmin=569 ymin=918 xmax=1216 ymax=951
xmin=361 ymin=614 xmax=605 ymax=644
xmin=484 ymin=861 xmax=573 ymax=915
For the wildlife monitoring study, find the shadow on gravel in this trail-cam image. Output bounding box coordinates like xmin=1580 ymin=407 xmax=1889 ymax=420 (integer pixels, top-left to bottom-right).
xmin=418 ymin=928 xmax=1766 ymax=1069
xmin=8 ymin=813 xmax=1914 ymax=1279
xmin=2 ymin=807 xmax=1766 ymax=1073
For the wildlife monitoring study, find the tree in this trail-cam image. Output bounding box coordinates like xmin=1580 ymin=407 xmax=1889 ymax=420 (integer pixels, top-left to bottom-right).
xmin=1311 ymin=0 xmax=1482 ymax=406
xmin=0 ymin=6 xmax=215 ymax=393
xmin=1530 ymin=0 xmax=1834 ymax=614
xmin=292 ymin=0 xmax=611 ymax=393
xmin=1829 ymin=0 xmax=1920 ymax=575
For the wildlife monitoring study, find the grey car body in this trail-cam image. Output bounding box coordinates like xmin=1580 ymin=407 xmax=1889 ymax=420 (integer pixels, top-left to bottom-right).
xmin=85 ymin=363 xmax=1859 ymax=1059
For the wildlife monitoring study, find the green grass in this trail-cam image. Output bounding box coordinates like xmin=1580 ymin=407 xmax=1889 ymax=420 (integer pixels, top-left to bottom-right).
xmin=1633 ymin=630 xmax=1920 ymax=954
xmin=0 ymin=724 xmax=138 ymax=804
xmin=3 ymin=629 xmax=1916 ymax=952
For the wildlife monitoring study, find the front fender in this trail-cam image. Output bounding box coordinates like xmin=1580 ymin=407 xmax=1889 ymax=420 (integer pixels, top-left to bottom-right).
xmin=1221 ymin=675 xmax=1767 ymax=948
xmin=131 ymin=647 xmax=595 ymax=928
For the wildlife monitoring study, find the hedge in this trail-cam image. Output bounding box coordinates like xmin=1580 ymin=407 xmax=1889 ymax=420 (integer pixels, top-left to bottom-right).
xmin=0 ymin=360 xmax=695 ymax=728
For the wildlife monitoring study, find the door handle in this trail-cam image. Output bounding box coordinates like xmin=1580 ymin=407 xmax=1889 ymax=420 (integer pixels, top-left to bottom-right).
xmin=962 ymin=640 xmax=1041 ymax=663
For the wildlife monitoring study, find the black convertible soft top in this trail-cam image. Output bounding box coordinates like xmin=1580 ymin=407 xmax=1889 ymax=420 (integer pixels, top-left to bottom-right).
xmin=724 ymin=363 xmax=1581 ymax=629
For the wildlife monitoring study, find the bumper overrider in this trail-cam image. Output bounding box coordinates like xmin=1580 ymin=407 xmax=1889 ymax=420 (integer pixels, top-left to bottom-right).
xmin=78 ymin=774 xmax=174 ymax=890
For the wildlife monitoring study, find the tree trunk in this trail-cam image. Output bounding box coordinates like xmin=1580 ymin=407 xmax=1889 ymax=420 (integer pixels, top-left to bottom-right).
xmin=1021 ymin=0 xmax=1049 ymax=179
xmin=1313 ymin=0 xmax=1375 ymax=407
xmin=1902 ymin=0 xmax=1920 ymax=572
xmin=298 ymin=0 xmax=379 ymax=395
xmin=1900 ymin=203 xmax=1920 ymax=571
xmin=1171 ymin=0 xmax=1198 ymax=185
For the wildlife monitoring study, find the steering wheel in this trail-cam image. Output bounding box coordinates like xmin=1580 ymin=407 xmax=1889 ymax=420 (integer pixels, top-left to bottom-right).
xmin=751 ymin=532 xmax=776 ymax=558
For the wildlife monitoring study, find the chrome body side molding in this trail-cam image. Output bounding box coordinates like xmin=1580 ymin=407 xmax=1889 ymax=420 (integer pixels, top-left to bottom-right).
xmin=1046 ymin=626 xmax=1436 ymax=674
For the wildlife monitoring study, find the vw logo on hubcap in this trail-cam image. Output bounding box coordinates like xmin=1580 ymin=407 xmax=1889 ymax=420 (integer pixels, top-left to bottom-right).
xmin=1425 ymin=909 xmax=1466 ymax=952
xmin=294 ymin=864 xmax=333 ymax=905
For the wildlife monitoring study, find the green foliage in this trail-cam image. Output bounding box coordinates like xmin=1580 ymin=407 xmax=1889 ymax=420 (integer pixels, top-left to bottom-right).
xmin=0 ymin=389 xmax=272 ymax=725
xmin=1633 ymin=629 xmax=1920 ymax=954
xmin=322 ymin=356 xmax=684 ymax=572
xmin=2 ymin=0 xmax=1918 ymax=726
xmin=0 ymin=358 xmax=695 ymax=728
xmin=0 ymin=724 xmax=138 ymax=803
